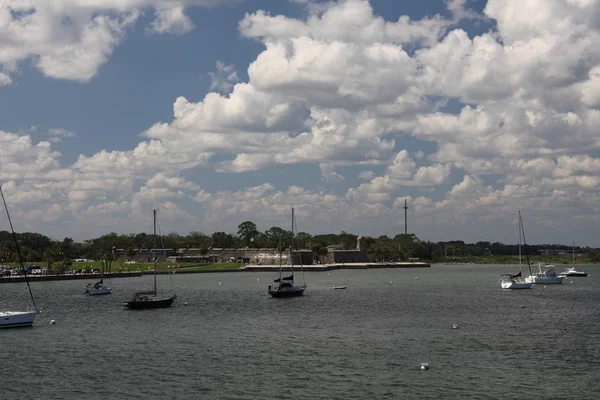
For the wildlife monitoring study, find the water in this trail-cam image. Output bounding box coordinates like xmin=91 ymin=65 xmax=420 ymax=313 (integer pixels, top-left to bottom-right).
xmin=2 ymin=264 xmax=600 ymax=399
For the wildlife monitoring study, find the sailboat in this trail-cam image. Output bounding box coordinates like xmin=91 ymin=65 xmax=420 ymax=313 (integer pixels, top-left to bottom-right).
xmin=268 ymin=208 xmax=306 ymax=297
xmin=84 ymin=256 xmax=112 ymax=295
xmin=501 ymin=211 xmax=533 ymax=289
xmin=558 ymin=241 xmax=588 ymax=277
xmin=0 ymin=185 xmax=38 ymax=328
xmin=122 ymin=209 xmax=176 ymax=309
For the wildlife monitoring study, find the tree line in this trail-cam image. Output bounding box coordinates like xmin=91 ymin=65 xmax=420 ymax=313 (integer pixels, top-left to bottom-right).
xmin=1 ymin=221 xmax=599 ymax=267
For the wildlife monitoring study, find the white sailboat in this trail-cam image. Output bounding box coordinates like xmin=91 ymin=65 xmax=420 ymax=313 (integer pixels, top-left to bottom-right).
xmin=501 ymin=211 xmax=532 ymax=289
xmin=0 ymin=185 xmax=38 ymax=328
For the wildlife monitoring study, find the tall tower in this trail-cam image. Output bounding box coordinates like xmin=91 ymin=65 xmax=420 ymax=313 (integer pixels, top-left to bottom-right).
xmin=404 ymin=199 xmax=408 ymax=235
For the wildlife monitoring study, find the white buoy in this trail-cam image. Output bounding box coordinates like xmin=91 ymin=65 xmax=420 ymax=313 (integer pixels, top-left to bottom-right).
xmin=49 ymin=320 xmax=56 ymax=325
xmin=218 ymin=282 xmax=222 ymax=285
xmin=390 ymin=281 xmax=393 ymax=284
xmin=570 ymin=281 xmax=573 ymax=283
xmin=415 ymin=277 xmax=418 ymax=280
xmin=452 ymin=324 xmax=458 ymax=329
xmin=420 ymin=363 xmax=429 ymax=370
xmin=184 ymin=302 xmax=188 ymax=306
xmin=257 ymin=278 xmax=260 ymax=281
xmin=327 ymin=273 xmax=331 ymax=276
xmin=520 ymin=305 xmax=526 ymax=308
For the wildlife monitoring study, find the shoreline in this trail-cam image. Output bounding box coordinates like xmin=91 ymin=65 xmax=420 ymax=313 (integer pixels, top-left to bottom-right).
xmin=0 ymin=262 xmax=430 ymax=283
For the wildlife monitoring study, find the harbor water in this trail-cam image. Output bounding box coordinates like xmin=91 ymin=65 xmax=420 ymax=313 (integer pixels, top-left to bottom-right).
xmin=3 ymin=264 xmax=600 ymax=399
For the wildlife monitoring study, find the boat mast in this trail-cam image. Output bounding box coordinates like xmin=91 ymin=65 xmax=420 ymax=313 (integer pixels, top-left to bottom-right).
xmin=518 ymin=212 xmax=522 ymax=272
xmin=278 ymin=235 xmax=283 ymax=283
xmin=290 ymin=207 xmax=295 ymax=280
xmin=0 ymin=185 xmax=37 ymax=310
xmin=153 ymin=209 xmax=157 ymax=294
xmin=572 ymin=241 xmax=575 ymax=267
xmin=519 ymin=211 xmax=533 ymax=277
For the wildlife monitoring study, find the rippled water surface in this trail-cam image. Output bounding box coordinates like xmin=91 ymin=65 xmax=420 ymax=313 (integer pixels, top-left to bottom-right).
xmin=2 ymin=264 xmax=600 ymax=399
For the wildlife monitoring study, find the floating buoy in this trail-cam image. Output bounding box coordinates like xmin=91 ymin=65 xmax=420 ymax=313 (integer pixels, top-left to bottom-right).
xmin=452 ymin=324 xmax=458 ymax=329
xmin=420 ymin=363 xmax=429 ymax=370
xmin=49 ymin=320 xmax=56 ymax=325
xmin=218 ymin=282 xmax=222 ymax=285
xmin=390 ymin=281 xmax=393 ymax=284
xmin=520 ymin=305 xmax=526 ymax=308
xmin=415 ymin=277 xmax=418 ymax=280
xmin=184 ymin=302 xmax=188 ymax=306
xmin=257 ymin=278 xmax=260 ymax=281
xmin=570 ymin=281 xmax=573 ymax=283
xmin=327 ymin=273 xmax=330 ymax=276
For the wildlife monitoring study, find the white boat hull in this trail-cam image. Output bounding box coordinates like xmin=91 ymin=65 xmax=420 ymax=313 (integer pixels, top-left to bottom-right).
xmin=0 ymin=310 xmax=37 ymax=328
xmin=86 ymin=286 xmax=112 ymax=295
xmin=501 ymin=280 xmax=532 ymax=289
xmin=525 ymin=276 xmax=564 ymax=284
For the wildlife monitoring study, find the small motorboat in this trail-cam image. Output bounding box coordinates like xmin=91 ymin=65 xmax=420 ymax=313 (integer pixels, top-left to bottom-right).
xmin=332 ymin=285 xmax=347 ymax=290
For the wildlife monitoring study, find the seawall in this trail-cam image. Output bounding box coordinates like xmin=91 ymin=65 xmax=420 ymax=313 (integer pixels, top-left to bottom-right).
xmin=0 ymin=272 xmax=143 ymax=284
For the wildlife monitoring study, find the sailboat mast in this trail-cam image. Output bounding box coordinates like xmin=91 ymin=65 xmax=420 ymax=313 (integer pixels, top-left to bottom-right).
xmin=153 ymin=209 xmax=157 ymax=293
xmin=278 ymin=235 xmax=283 ymax=283
xmin=518 ymin=212 xmax=522 ymax=271
xmin=572 ymin=241 xmax=575 ymax=267
xmin=519 ymin=211 xmax=533 ymax=277
xmin=0 ymin=185 xmax=37 ymax=310
xmin=290 ymin=207 xmax=295 ymax=279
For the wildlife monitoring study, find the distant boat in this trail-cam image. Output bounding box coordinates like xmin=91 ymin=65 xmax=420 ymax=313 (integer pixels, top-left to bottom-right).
xmin=558 ymin=267 xmax=588 ymax=277
xmin=558 ymin=242 xmax=588 ymax=277
xmin=501 ymin=211 xmax=532 ymax=289
xmin=333 ymin=285 xmax=347 ymax=290
xmin=525 ymin=263 xmax=564 ymax=284
xmin=123 ymin=209 xmax=176 ymax=309
xmin=0 ymin=185 xmax=38 ymax=328
xmin=268 ymin=208 xmax=306 ymax=298
xmin=85 ymin=257 xmax=112 ymax=295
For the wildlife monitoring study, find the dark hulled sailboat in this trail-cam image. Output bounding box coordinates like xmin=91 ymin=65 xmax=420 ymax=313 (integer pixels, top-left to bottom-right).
xmin=268 ymin=208 xmax=306 ymax=298
xmin=123 ymin=209 xmax=176 ymax=309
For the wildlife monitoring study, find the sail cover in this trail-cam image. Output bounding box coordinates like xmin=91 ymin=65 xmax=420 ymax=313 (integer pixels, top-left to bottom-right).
xmin=503 ymin=271 xmax=521 ymax=278
xmin=273 ymin=275 xmax=294 ymax=282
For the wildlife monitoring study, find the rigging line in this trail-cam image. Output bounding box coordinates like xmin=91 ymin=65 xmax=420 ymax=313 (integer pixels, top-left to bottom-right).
xmin=519 ymin=211 xmax=533 ymax=277
xmin=292 ymin=208 xmax=306 ymax=286
xmin=0 ymin=185 xmax=37 ymax=310
xmin=156 ymin=214 xmax=176 ymax=294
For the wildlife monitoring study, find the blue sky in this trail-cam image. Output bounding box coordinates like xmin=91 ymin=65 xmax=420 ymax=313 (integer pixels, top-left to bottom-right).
xmin=0 ymin=0 xmax=599 ymax=247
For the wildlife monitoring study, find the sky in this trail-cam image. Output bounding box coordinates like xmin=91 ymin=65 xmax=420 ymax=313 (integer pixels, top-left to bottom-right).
xmin=0 ymin=0 xmax=599 ymax=246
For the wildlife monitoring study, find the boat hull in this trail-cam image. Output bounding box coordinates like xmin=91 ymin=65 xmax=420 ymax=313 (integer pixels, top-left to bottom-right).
xmin=559 ymin=272 xmax=588 ymax=277
xmin=86 ymin=287 xmax=112 ymax=295
xmin=268 ymin=286 xmax=306 ymax=297
xmin=525 ymin=276 xmax=564 ymax=284
xmin=0 ymin=310 xmax=37 ymax=328
xmin=501 ymin=280 xmax=532 ymax=289
xmin=123 ymin=296 xmax=176 ymax=309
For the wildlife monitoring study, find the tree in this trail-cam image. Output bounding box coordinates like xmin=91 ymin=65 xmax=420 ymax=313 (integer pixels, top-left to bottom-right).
xmin=237 ymin=221 xmax=259 ymax=247
xmin=212 ymin=232 xmax=235 ymax=248
xmin=295 ymin=232 xmax=312 ymax=249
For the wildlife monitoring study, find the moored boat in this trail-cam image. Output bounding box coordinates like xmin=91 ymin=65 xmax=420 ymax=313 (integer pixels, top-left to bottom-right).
xmin=525 ymin=263 xmax=564 ymax=284
xmin=268 ymin=208 xmax=306 ymax=298
xmin=123 ymin=209 xmax=176 ymax=309
xmin=0 ymin=185 xmax=38 ymax=328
